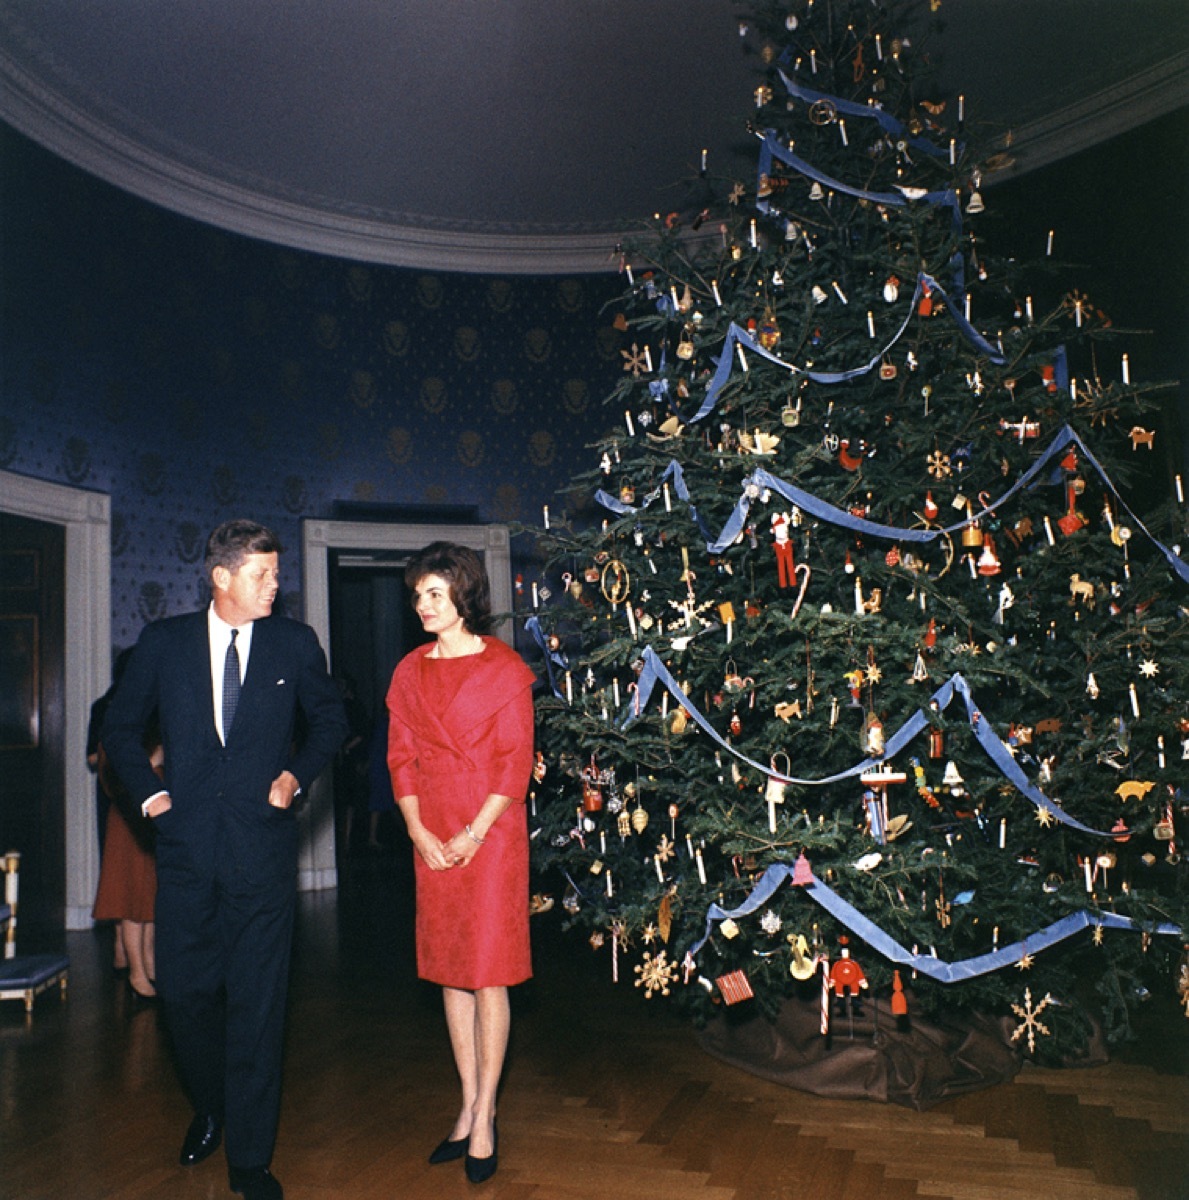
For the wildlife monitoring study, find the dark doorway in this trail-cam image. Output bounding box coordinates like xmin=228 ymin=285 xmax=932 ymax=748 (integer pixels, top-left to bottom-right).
xmin=0 ymin=511 xmax=66 ymax=932
xmin=327 ymin=550 xmax=430 ymax=858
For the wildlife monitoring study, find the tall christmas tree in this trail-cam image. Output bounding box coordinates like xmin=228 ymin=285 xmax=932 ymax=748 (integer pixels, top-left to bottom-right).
xmin=521 ymin=0 xmax=1187 ymax=1064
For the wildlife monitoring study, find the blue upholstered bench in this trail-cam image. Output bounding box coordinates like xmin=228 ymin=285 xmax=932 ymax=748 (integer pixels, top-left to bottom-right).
xmin=1 ymin=852 xmax=70 ymax=1015
xmin=0 ymin=952 xmax=70 ymax=1013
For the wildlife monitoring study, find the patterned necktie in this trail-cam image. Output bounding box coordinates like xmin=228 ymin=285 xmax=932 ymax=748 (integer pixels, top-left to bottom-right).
xmin=222 ymin=628 xmax=241 ymax=739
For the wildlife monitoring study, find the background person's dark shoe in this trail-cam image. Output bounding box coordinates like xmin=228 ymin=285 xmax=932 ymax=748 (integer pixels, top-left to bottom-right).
xmin=228 ymin=1165 xmax=283 ymax=1199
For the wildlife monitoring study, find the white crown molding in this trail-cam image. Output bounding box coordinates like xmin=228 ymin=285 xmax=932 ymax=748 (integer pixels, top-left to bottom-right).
xmin=0 ymin=51 xmax=632 ymax=275
xmin=986 ymin=50 xmax=1189 ymax=181
xmin=4 ymin=38 xmax=1186 ymax=270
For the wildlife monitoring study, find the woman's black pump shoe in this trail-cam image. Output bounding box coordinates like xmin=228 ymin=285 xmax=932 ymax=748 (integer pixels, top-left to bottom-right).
xmin=428 ymin=1135 xmax=468 ymax=1165
xmin=464 ymin=1123 xmax=498 ymax=1184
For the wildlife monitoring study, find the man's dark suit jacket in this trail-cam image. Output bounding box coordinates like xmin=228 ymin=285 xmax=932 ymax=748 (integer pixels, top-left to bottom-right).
xmin=102 ymin=609 xmax=347 ymax=883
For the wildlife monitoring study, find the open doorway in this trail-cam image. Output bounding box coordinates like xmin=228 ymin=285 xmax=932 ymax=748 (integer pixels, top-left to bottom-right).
xmin=327 ymin=549 xmax=429 ymax=859
xmin=0 ymin=511 xmax=65 ymax=933
xmin=0 ymin=470 xmax=110 ymax=933
xmin=301 ymin=520 xmax=513 ymax=888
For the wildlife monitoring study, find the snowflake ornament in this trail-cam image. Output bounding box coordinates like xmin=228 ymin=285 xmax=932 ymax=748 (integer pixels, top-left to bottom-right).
xmin=760 ymin=909 xmax=784 ymax=936
xmin=1010 ymin=987 xmax=1054 ymax=1054
xmin=635 ymin=950 xmax=678 ymax=998
xmin=621 ymin=343 xmax=650 ymax=377
xmin=926 ymin=450 xmax=952 ymax=478
xmin=655 ymin=834 xmax=676 ymax=863
xmin=1138 ymin=659 xmax=1159 ymax=678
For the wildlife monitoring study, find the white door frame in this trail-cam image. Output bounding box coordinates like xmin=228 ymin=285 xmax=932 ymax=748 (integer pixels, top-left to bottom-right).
xmin=0 ymin=470 xmax=111 ymax=930
xmin=300 ymin=519 xmax=512 ymax=892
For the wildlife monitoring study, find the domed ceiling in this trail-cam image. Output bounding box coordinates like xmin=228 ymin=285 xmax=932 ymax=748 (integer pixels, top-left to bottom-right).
xmin=1 ymin=0 xmax=1186 ymax=273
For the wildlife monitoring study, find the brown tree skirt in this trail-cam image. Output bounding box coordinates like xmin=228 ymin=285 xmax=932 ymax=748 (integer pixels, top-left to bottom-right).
xmin=697 ymin=993 xmax=1085 ymax=1110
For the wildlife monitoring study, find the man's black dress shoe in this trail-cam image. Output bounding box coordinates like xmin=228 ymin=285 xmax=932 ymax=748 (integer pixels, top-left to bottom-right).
xmin=464 ymin=1123 xmax=498 ymax=1185
xmin=178 ymin=1114 xmax=222 ymax=1166
xmin=228 ymin=1165 xmax=283 ymax=1200
xmin=428 ymin=1135 xmax=469 ymax=1164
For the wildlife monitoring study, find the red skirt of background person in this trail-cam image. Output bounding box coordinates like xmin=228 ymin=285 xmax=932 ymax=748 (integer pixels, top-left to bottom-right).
xmin=92 ymin=746 xmax=157 ymax=923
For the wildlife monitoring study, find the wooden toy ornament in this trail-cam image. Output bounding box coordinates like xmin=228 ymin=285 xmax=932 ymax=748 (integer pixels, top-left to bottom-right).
xmin=765 ymin=752 xmax=790 ymax=833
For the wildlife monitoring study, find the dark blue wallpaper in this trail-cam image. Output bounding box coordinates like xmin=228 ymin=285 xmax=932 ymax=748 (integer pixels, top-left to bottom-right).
xmin=0 ymin=127 xmax=624 ymax=647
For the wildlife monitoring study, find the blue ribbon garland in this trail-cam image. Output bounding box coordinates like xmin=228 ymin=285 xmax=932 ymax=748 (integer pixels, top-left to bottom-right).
xmin=623 ymin=647 xmax=1123 ymax=837
xmin=777 ymin=70 xmax=953 ymax=160
xmin=698 ymin=423 xmax=1189 ymax=585
xmin=757 ymin=133 xmax=959 ymax=214
xmin=591 ymin=427 xmax=1185 ymax=632
xmin=680 ymin=270 xmax=1005 ymax=428
xmin=686 ymin=861 xmax=1182 ymax=980
xmin=595 ymin=458 xmax=712 ymax=542
xmin=524 ymin=615 xmax=569 ymax=701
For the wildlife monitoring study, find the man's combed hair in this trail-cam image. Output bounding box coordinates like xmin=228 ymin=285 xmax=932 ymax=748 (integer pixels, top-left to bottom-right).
xmin=204 ymin=519 xmax=282 ymax=581
xmin=405 ymin=541 xmax=493 ymax=635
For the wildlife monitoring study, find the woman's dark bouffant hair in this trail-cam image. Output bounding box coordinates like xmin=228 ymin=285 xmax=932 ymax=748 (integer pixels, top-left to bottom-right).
xmin=405 ymin=541 xmax=493 ymax=635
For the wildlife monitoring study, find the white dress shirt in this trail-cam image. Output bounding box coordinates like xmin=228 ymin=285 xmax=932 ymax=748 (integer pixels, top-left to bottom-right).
xmin=140 ymin=606 xmax=255 ymax=815
xmin=208 ymin=605 xmax=254 ymax=745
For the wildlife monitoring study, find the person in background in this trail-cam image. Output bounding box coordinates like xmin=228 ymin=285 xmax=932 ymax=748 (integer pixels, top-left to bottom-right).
xmin=332 ymin=673 xmax=373 ymax=856
xmin=102 ymin=519 xmax=348 ymax=1200
xmin=87 ymin=648 xmax=134 ymax=975
xmin=91 ymin=720 xmax=161 ymax=1002
xmin=386 ymin=542 xmax=536 ymax=1185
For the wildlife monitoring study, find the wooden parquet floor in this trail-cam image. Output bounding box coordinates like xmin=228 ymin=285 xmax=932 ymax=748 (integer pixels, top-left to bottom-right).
xmin=2 ymin=852 xmax=1185 ymax=1200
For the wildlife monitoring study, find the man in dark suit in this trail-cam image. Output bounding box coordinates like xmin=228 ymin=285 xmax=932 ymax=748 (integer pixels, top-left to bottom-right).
xmin=103 ymin=519 xmax=347 ymax=1200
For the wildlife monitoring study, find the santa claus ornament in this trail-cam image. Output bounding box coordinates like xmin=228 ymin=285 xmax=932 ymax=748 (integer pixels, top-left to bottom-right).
xmin=771 ymin=512 xmax=796 ymax=587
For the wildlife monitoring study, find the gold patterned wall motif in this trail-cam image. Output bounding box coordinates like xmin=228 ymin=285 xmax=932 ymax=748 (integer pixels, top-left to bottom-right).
xmin=1 ymin=124 xmax=625 ymax=645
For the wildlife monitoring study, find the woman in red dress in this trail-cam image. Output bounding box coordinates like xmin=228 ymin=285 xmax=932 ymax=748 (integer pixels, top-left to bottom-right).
xmin=386 ymin=542 xmax=536 ymax=1185
xmin=92 ymin=738 xmax=161 ymax=1000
